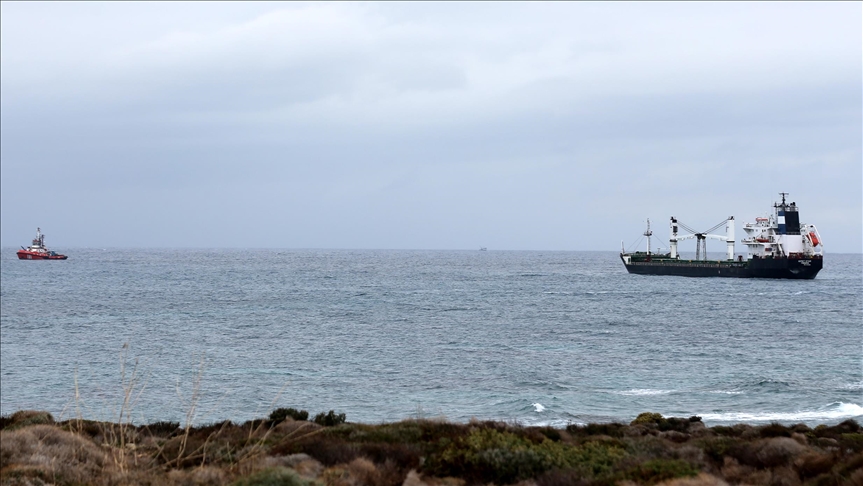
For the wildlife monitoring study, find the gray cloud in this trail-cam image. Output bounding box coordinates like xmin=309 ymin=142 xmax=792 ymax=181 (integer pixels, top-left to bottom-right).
xmin=2 ymin=2 xmax=860 ymax=251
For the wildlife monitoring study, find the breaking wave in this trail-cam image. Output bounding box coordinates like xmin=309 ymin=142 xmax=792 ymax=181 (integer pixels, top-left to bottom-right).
xmin=616 ymin=389 xmax=675 ymax=396
xmin=699 ymin=402 xmax=863 ymax=423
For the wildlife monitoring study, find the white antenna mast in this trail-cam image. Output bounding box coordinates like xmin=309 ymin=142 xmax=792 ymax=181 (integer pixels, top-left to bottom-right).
xmin=644 ymin=219 xmax=653 ymax=255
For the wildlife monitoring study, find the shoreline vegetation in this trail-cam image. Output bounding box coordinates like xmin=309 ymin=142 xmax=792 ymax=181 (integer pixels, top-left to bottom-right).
xmin=1 ymin=409 xmax=861 ymax=485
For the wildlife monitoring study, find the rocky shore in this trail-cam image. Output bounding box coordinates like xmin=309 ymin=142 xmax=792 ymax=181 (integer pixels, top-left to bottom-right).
xmin=1 ymin=409 xmax=861 ymax=485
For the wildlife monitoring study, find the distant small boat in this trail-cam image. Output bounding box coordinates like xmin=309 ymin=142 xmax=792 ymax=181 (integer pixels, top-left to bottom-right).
xmin=479 ymin=247 xmax=487 ymax=251
xmin=17 ymin=228 xmax=68 ymax=260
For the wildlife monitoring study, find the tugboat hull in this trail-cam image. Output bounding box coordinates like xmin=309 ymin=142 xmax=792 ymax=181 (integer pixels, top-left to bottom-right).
xmin=17 ymin=250 xmax=68 ymax=260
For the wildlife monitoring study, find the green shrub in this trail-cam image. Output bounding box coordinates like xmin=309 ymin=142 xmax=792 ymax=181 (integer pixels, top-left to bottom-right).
xmin=566 ymin=440 xmax=630 ymax=478
xmin=567 ymin=423 xmax=626 ymax=438
xmin=269 ymin=408 xmax=309 ymax=423
xmin=332 ymin=420 xmax=426 ymax=444
xmin=357 ymin=442 xmax=422 ymax=469
xmin=617 ymin=459 xmax=699 ymax=485
xmin=60 ymin=419 xmax=103 ymax=437
xmin=425 ymin=427 xmax=627 ymax=484
xmin=288 ymin=439 xmax=359 ymax=466
xmin=698 ymin=436 xmax=745 ymax=464
xmin=630 ymin=413 xmax=699 ymax=433
xmin=537 ymin=427 xmax=562 ymax=442
xmin=313 ymin=410 xmax=346 ymax=427
xmin=2 ymin=411 xmax=54 ymax=431
xmin=839 ymin=433 xmax=863 ymax=452
xmin=759 ymin=422 xmax=791 ymax=438
xmin=143 ymin=420 xmax=181 ymax=436
xmin=536 ymin=469 xmax=591 ymax=486
xmin=657 ymin=417 xmax=692 ymax=433
xmin=812 ymin=419 xmax=861 ymax=440
xmin=710 ymin=425 xmax=738 ymax=437
xmin=426 ymin=428 xmax=565 ymax=484
xmin=632 ymin=413 xmax=664 ymax=426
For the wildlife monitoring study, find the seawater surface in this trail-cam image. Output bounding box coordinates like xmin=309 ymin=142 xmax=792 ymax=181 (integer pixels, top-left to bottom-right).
xmin=1 ymin=249 xmax=861 ymax=427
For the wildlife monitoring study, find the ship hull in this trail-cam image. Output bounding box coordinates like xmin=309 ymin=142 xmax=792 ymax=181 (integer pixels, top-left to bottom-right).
xmin=17 ymin=250 xmax=67 ymax=260
xmin=622 ymin=255 xmax=822 ymax=279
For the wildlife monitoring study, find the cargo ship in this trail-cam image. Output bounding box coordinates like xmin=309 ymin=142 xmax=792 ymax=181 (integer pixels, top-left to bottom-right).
xmin=620 ymin=194 xmax=822 ymax=279
xmin=16 ymin=228 xmax=68 ymax=260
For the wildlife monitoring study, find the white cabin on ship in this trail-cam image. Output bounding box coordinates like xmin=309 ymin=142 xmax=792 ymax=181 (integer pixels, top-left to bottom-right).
xmin=740 ymin=193 xmax=823 ymax=260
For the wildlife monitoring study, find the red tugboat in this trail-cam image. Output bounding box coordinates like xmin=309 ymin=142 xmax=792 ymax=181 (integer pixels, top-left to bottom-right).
xmin=16 ymin=228 xmax=68 ymax=260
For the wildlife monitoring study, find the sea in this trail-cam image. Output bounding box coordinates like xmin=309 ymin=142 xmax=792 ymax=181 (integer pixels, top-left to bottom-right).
xmin=1 ymin=248 xmax=861 ymax=428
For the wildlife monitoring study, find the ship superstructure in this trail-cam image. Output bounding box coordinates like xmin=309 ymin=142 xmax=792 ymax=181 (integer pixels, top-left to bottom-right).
xmin=740 ymin=193 xmax=823 ymax=262
xmin=620 ymin=193 xmax=822 ymax=279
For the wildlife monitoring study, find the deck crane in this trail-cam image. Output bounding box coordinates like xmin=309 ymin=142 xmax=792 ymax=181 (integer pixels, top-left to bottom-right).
xmin=669 ymin=216 xmax=735 ymax=261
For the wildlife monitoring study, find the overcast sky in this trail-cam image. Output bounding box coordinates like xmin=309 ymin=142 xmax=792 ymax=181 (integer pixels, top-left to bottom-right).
xmin=2 ymin=2 xmax=860 ymax=252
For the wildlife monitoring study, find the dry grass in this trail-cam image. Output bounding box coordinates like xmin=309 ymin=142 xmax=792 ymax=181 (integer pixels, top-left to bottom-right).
xmin=2 ymin=414 xmax=862 ymax=485
xmin=0 ymin=424 xmax=108 ymax=484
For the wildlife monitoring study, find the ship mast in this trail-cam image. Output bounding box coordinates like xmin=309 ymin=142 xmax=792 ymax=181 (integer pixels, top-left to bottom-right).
xmin=644 ymin=219 xmax=653 ymax=255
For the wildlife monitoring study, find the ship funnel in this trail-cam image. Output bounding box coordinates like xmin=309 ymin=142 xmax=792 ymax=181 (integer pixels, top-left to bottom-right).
xmin=669 ymin=217 xmax=678 ymax=259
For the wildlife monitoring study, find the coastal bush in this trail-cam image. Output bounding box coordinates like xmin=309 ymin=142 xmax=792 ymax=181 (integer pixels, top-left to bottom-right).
xmin=698 ymin=436 xmax=746 ymax=465
xmin=157 ymin=419 xmax=267 ymax=468
xmin=535 ymin=468 xmax=591 ymax=486
xmin=567 ymin=422 xmax=626 ymax=438
xmin=309 ymin=423 xmax=424 ymax=469
xmin=0 ymin=410 xmax=55 ymax=431
xmin=806 ymin=423 xmax=863 ymax=455
xmin=709 ymin=425 xmax=737 ymax=437
xmin=838 ymin=452 xmax=863 ymax=477
xmin=756 ymin=438 xmax=804 ymax=469
xmin=537 ymin=426 xmax=562 ymax=442
xmin=839 ymin=433 xmax=863 ymax=453
xmin=0 ymin=424 xmax=108 ymax=483
xmin=625 ymin=434 xmax=681 ymax=462
xmin=141 ymin=420 xmax=181 ymax=436
xmin=629 ymin=413 xmax=701 ymax=434
xmin=290 ymin=438 xmax=361 ymax=466
xmin=356 ymin=442 xmax=422 ymax=469
xmin=424 ymin=427 xmax=566 ymax=484
xmin=342 ymin=457 xmax=384 ymax=486
xmin=424 ymin=426 xmax=628 ymax=484
xmin=230 ymin=466 xmax=314 ymax=486
xmin=416 ymin=419 xmax=471 ymax=443
xmin=270 ymin=407 xmax=309 ymax=423
xmin=331 ymin=420 xmax=425 ymax=444
xmin=58 ymin=418 xmax=103 ymax=438
xmin=313 ymin=410 xmax=346 ymax=427
xmin=759 ymin=422 xmax=792 ymax=438
xmin=566 ymin=440 xmax=630 ymax=478
xmin=168 ymin=466 xmax=227 ymax=485
xmin=632 ymin=412 xmax=665 ymax=426
xmin=659 ymin=416 xmax=702 ymax=433
xmin=6 ymin=406 xmax=863 ymax=486
xmin=616 ymin=458 xmax=699 ymax=485
xmin=794 ymin=452 xmax=837 ymax=480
